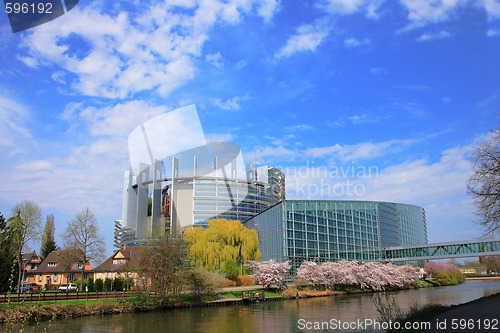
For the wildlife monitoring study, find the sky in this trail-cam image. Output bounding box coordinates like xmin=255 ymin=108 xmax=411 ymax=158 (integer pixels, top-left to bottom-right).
xmin=0 ymin=0 xmax=499 ymax=256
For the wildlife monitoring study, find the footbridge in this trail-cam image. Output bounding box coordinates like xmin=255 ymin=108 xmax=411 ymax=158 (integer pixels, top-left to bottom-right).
xmin=382 ymin=238 xmax=500 ymax=262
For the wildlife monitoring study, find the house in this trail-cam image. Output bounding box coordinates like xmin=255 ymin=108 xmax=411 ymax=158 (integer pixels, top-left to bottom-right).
xmin=92 ymin=246 xmax=143 ymax=286
xmin=35 ymin=249 xmax=92 ymax=289
xmin=459 ymin=265 xmax=487 ymax=275
xmin=20 ymin=252 xmax=41 ymax=284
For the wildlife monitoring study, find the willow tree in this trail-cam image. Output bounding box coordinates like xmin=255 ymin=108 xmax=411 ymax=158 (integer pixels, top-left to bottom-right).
xmin=184 ymin=219 xmax=261 ymax=274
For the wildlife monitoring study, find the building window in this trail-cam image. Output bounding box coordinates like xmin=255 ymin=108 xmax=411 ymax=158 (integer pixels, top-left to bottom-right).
xmin=68 ymin=273 xmax=77 ymax=282
xmin=113 ymin=258 xmax=126 ymax=265
xmin=48 ymin=262 xmax=57 ymax=268
xmin=53 ymin=274 xmax=58 ymax=282
xmin=37 ymin=275 xmax=42 ymax=282
xmin=75 ymin=262 xmax=83 ymax=269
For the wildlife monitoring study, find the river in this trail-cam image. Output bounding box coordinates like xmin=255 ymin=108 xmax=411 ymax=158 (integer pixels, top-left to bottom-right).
xmin=9 ymin=279 xmax=500 ymax=332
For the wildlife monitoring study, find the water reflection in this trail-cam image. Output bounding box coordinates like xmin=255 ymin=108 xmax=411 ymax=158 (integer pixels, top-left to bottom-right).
xmin=7 ymin=279 xmax=500 ymax=333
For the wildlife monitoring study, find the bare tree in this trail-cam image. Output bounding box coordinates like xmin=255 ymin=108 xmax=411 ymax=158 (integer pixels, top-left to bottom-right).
xmin=467 ymin=129 xmax=500 ymax=236
xmin=9 ymin=200 xmax=42 ymax=290
xmin=63 ymin=208 xmax=106 ymax=290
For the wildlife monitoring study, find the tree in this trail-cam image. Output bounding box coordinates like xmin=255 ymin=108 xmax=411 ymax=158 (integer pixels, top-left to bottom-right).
xmin=0 ymin=213 xmax=19 ymax=292
xmin=467 ymin=129 xmax=500 ymax=236
xmin=137 ymin=235 xmax=187 ymax=295
xmin=40 ymin=238 xmax=57 ymax=261
xmin=479 ymin=255 xmax=500 ymax=274
xmin=63 ymin=208 xmax=106 ymax=290
xmin=9 ymin=201 xmax=43 ymax=290
xmin=246 ymin=259 xmax=291 ymax=291
xmin=10 ymin=201 xmax=43 ymax=253
xmin=184 ymin=219 xmax=261 ymax=273
xmin=40 ymin=214 xmax=56 ymax=260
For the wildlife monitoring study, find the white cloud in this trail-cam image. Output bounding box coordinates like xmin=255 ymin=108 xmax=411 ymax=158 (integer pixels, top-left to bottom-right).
xmin=487 ymin=29 xmax=500 ymax=36
xmin=206 ymin=52 xmax=224 ymax=68
xmin=483 ymin=0 xmax=500 ymax=20
xmin=344 ymin=37 xmax=371 ymax=47
xmin=257 ymin=0 xmax=281 ymax=22
xmin=0 ymin=95 xmax=33 ymax=153
xmin=18 ymin=1 xmax=279 ymax=99
xmin=212 ymin=96 xmax=248 ymax=110
xmin=274 ymin=20 xmax=330 ymax=59
xmin=284 ymin=124 xmax=313 ymax=131
xmin=399 ymin=0 xmax=462 ymax=28
xmin=370 ymin=67 xmax=388 ymax=76
xmin=305 ymin=139 xmax=415 ymax=161
xmin=416 ymin=30 xmax=452 ymax=41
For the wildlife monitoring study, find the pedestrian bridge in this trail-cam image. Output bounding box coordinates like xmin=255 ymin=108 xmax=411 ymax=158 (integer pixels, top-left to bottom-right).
xmin=382 ymin=238 xmax=500 ymax=262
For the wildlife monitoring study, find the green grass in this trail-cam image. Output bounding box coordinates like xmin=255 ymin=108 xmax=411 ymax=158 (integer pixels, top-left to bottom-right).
xmin=221 ymin=290 xmax=283 ymax=299
xmin=0 ymin=297 xmax=131 ymax=308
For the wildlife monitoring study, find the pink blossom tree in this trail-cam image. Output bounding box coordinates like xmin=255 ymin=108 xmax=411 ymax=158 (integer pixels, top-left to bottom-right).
xmin=245 ymin=259 xmax=291 ymax=291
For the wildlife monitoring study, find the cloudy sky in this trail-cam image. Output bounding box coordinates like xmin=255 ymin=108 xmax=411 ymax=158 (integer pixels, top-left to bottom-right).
xmin=1 ymin=0 xmax=499 ymax=253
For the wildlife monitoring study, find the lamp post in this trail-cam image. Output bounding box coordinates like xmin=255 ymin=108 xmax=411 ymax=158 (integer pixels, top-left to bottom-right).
xmin=20 ymin=258 xmax=28 ymax=294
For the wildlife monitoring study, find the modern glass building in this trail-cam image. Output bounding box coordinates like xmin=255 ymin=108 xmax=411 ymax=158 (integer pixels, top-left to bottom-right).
xmin=244 ymin=200 xmax=427 ymax=271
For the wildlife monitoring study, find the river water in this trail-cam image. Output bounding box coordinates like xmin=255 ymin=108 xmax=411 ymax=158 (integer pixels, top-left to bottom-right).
xmin=9 ymin=279 xmax=500 ymax=333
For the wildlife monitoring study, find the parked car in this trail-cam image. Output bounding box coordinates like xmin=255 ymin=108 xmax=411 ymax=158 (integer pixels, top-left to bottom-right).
xmin=13 ymin=283 xmax=38 ymax=292
xmin=58 ymin=283 xmax=78 ymax=292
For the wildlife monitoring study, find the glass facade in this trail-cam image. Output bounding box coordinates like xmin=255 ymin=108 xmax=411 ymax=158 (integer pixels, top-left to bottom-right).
xmin=192 ymin=167 xmax=286 ymax=225
xmin=244 ymin=200 xmax=427 ymax=271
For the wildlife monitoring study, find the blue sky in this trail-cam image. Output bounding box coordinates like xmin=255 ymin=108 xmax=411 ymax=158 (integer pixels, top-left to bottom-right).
xmin=0 ymin=0 xmax=499 ymax=254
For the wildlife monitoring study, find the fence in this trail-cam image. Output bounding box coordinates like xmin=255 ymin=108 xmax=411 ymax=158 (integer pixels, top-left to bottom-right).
xmin=0 ymin=291 xmax=132 ymax=303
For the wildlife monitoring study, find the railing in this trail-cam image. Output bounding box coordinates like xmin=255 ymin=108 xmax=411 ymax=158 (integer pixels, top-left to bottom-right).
xmin=0 ymin=291 xmax=133 ymax=303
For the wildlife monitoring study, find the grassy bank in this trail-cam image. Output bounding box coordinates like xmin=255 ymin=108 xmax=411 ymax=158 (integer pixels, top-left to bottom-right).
xmin=375 ymin=292 xmax=500 ymax=333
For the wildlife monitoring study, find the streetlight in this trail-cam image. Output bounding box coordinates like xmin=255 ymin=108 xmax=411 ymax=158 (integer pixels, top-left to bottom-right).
xmin=20 ymin=258 xmax=28 ymax=294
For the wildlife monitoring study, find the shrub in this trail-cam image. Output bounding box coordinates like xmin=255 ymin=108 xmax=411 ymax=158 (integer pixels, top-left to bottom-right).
xmin=222 ymin=260 xmax=240 ymax=281
xmin=113 ymin=277 xmax=124 ymax=291
xmin=235 ymin=275 xmax=254 ymax=286
xmin=433 ymin=271 xmax=458 ymax=286
xmin=104 ymin=278 xmax=112 ymax=291
xmin=222 ymin=279 xmax=237 ymax=287
xmin=186 ymin=266 xmax=225 ymax=302
xmin=94 ymin=278 xmax=103 ymax=291
xmin=86 ymin=278 xmax=94 ymax=292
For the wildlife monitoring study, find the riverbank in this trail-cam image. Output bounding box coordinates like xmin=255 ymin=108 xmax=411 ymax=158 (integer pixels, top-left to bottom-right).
xmin=0 ymin=280 xmax=438 ymax=326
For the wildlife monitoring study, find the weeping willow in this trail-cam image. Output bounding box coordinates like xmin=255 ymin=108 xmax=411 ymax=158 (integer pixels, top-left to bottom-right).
xmin=184 ymin=219 xmax=261 ymax=272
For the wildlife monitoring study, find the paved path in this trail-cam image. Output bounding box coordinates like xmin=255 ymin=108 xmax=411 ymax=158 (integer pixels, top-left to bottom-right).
xmin=424 ymin=294 xmax=500 ymax=332
xmin=220 ymin=285 xmax=264 ymax=292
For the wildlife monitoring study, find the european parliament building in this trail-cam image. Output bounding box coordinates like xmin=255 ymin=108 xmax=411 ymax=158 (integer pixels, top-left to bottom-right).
xmin=116 ymin=105 xmax=428 ymax=267
xmin=244 ymin=200 xmax=427 ymax=270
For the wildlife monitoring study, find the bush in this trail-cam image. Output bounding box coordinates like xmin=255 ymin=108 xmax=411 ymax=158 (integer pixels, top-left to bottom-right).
xmin=433 ymin=271 xmax=458 ymax=286
xmin=113 ymin=277 xmax=124 ymax=291
xmin=86 ymin=278 xmax=94 ymax=292
xmin=186 ymin=266 xmax=225 ymax=302
xmin=104 ymin=278 xmax=112 ymax=291
xmin=235 ymin=275 xmax=254 ymax=286
xmin=222 ymin=279 xmax=237 ymax=287
xmin=222 ymin=260 xmax=240 ymax=281
xmin=94 ymin=278 xmax=103 ymax=291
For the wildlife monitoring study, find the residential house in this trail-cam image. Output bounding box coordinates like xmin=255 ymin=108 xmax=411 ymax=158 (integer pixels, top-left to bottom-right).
xmin=459 ymin=265 xmax=487 ymax=275
xmin=92 ymin=246 xmax=143 ymax=286
xmin=20 ymin=252 xmax=41 ymax=284
xmin=35 ymin=250 xmax=92 ymax=289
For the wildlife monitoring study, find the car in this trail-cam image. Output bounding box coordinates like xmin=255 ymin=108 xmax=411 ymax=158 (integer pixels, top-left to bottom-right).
xmin=58 ymin=283 xmax=78 ymax=292
xmin=13 ymin=283 xmax=38 ymax=292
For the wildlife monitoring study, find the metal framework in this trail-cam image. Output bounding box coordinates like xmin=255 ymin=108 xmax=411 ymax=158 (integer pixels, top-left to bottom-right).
xmin=383 ymin=238 xmax=500 ymax=262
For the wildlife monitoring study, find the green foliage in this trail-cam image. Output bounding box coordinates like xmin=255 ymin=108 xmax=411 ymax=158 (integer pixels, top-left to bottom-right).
xmin=184 ymin=219 xmax=261 ymax=273
xmin=130 ymin=289 xmax=172 ymax=311
xmin=433 ymin=270 xmax=464 ymax=286
xmin=40 ymin=238 xmax=57 ymax=261
xmin=185 ymin=266 xmax=225 ymax=302
xmin=94 ymin=278 xmax=103 ymax=291
xmin=0 ymin=212 xmax=19 ymax=292
xmin=222 ymin=259 xmax=240 ymax=281
xmin=86 ymin=278 xmax=94 ymax=292
xmin=104 ymin=278 xmax=112 ymax=291
xmin=138 ymin=235 xmax=188 ymax=295
xmin=113 ymin=277 xmax=124 ymax=291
